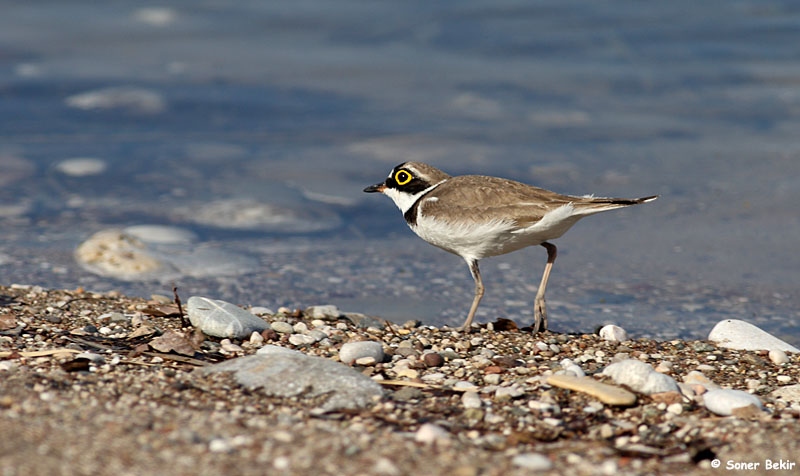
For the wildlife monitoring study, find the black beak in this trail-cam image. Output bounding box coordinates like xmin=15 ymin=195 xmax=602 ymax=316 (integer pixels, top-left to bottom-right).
xmin=363 ymin=182 xmax=385 ymax=193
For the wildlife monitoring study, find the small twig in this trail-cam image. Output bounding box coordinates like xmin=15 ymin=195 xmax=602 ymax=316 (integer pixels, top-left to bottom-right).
xmin=383 ymin=319 xmax=399 ymax=338
xmin=173 ymin=285 xmax=187 ymax=328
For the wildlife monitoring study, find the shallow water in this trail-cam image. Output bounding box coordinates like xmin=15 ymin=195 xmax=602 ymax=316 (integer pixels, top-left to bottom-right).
xmin=1 ymin=1 xmax=799 ymax=344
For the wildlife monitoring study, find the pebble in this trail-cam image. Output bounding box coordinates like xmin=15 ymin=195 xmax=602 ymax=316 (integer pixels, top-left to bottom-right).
xmin=249 ymin=306 xmax=273 ymax=316
xmin=187 ymin=297 xmax=270 ymax=339
xmin=776 ymin=375 xmax=792 ymax=383
xmin=602 ymin=359 xmax=679 ymax=394
xmin=355 ymin=356 xmax=377 ymax=366
xmin=305 ymin=305 xmax=341 ymax=320
xmin=270 ymin=321 xmax=294 ymax=334
xmin=535 ymin=342 xmax=549 ymax=352
xmin=415 ymin=423 xmax=451 ymax=445
xmin=288 ymin=334 xmax=316 ymax=346
xmin=683 ymin=370 xmax=720 ymax=390
xmin=423 ymin=352 xmax=444 ymax=367
xmin=75 ymin=352 xmax=106 ymax=365
xmin=255 ymin=345 xmax=303 ymax=356
xmin=249 ymin=332 xmax=264 ymax=346
xmin=546 ymin=374 xmax=637 ymax=406
xmin=558 ymin=358 xmax=585 ymax=377
xmin=599 ymin=324 xmax=628 ymax=342
xmin=421 ymin=373 xmax=446 ymax=383
xmin=655 ymin=361 xmax=673 ymax=373
xmin=511 ymin=453 xmax=552 ymax=472
xmin=708 ymin=319 xmax=800 ymax=352
xmin=495 ymin=385 xmax=524 ymax=401
xmin=462 ymin=391 xmax=482 ymax=409
xmin=703 ymin=389 xmax=763 ymax=416
xmin=769 ymin=349 xmax=790 ymax=365
xmin=345 ymin=313 xmax=385 ymax=330
xmin=453 ymin=381 xmax=478 ymax=391
xmin=666 ymin=403 xmax=683 ymax=415
xmin=397 ymin=368 xmax=419 ymax=379
xmin=339 ymin=341 xmax=384 ymax=365
xmin=220 ymin=340 xmax=244 ymax=353
xmin=484 ymin=374 xmax=501 ymax=385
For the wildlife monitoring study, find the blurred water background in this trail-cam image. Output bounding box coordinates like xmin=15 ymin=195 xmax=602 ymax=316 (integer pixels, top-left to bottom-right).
xmin=1 ymin=1 xmax=799 ymax=343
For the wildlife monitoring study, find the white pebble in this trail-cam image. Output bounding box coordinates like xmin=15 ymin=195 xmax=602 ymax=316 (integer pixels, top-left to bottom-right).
xmin=769 ymin=349 xmax=790 ymax=365
xmin=270 ymin=321 xmax=294 ymax=334
xmin=703 ymin=389 xmax=763 ymax=416
xmin=777 ymin=375 xmax=792 ymax=383
xmin=221 ymin=341 xmax=244 ymax=353
xmin=667 ymin=403 xmax=683 ymax=415
xmin=288 ymin=334 xmax=315 ymax=346
xmin=415 ymin=423 xmax=451 ymax=445
xmin=462 ymin=391 xmax=482 ymax=409
xmin=355 ymin=356 xmax=377 ymax=366
xmin=339 ymin=341 xmax=384 ymax=364
xmin=249 ymin=331 xmax=264 ymax=346
xmin=602 ymin=359 xmax=679 ymax=394
xmin=208 ymin=438 xmax=231 ymax=453
xmin=249 ymin=306 xmax=273 ymax=316
xmin=599 ymin=324 xmax=628 ymax=342
xmin=512 ymin=453 xmax=552 ymax=471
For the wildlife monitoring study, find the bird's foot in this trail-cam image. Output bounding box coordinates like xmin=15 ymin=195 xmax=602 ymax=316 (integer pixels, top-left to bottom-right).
xmin=532 ymin=297 xmax=548 ymax=333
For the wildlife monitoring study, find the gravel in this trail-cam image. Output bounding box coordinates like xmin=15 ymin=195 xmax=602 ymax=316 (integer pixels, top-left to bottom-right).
xmin=1 ymin=284 xmax=799 ymax=476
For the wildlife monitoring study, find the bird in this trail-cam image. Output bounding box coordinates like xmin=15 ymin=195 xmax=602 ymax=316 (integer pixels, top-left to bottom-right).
xmin=364 ymin=161 xmax=657 ymax=332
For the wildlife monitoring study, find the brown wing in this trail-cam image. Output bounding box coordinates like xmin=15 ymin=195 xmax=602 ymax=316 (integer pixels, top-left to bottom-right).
xmin=420 ymin=175 xmax=575 ymax=227
xmin=421 ymin=175 xmax=657 ymax=226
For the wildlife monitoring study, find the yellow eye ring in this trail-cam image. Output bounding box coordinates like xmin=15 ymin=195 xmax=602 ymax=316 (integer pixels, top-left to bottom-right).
xmin=395 ymin=170 xmax=412 ymax=185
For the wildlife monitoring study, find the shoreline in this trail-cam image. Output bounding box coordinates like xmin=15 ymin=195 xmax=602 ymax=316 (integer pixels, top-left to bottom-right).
xmin=1 ymin=284 xmax=798 ymax=476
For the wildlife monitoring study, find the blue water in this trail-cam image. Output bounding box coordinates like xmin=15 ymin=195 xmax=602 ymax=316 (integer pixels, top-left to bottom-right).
xmin=1 ymin=1 xmax=799 ymax=343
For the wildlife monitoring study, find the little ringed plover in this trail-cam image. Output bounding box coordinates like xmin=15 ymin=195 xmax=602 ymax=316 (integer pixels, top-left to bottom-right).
xmin=364 ymin=161 xmax=657 ymax=332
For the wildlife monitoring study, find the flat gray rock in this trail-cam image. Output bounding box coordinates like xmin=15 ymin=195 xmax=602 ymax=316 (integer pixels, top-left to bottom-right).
xmin=187 ymin=296 xmax=270 ymax=339
xmin=200 ymin=353 xmax=384 ymax=413
xmin=602 ymin=359 xmax=679 ymax=394
xmin=708 ymin=319 xmax=800 ymax=353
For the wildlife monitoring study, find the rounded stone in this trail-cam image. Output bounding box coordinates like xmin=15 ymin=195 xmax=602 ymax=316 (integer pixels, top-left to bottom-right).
xmin=339 ymin=341 xmax=384 ymax=365
xmin=703 ymin=389 xmax=763 ymax=416
xmin=423 ymin=352 xmax=444 ymax=367
xmin=602 ymin=359 xmax=679 ymax=394
xmin=187 ymin=296 xmax=270 ymax=339
xmin=462 ymin=391 xmax=482 ymax=409
xmin=270 ymin=321 xmax=294 ymax=334
xmin=599 ymin=324 xmax=628 ymax=342
xmin=512 ymin=453 xmax=552 ymax=471
xmin=769 ymin=349 xmax=790 ymax=365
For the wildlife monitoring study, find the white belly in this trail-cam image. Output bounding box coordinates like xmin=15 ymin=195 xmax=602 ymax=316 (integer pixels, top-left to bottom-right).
xmin=411 ymin=204 xmax=584 ymax=261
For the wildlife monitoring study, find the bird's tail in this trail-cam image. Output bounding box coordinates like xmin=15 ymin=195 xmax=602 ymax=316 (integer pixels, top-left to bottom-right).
xmin=573 ymin=195 xmax=658 ymax=215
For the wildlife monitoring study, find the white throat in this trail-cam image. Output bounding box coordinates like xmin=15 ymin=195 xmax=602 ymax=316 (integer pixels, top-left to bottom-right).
xmin=383 ymin=180 xmax=446 ymax=215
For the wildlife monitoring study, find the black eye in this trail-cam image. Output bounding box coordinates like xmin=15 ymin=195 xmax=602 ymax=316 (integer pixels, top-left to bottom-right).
xmin=395 ymin=170 xmax=412 ymax=185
